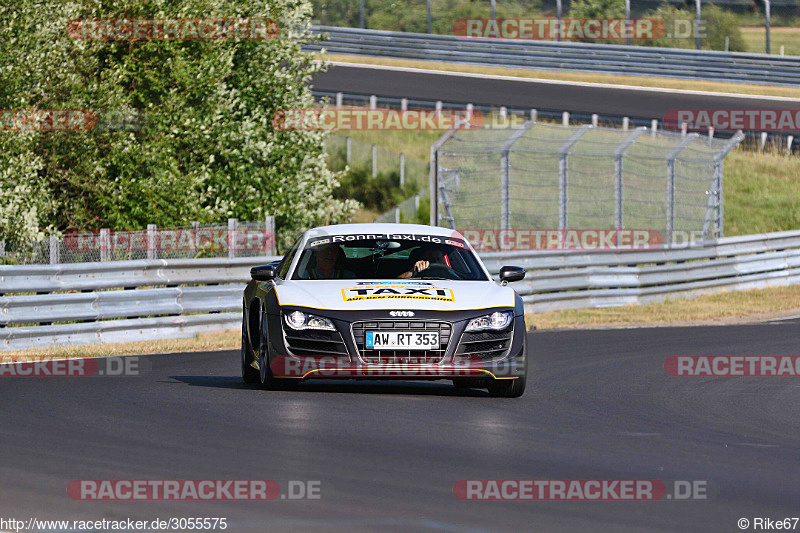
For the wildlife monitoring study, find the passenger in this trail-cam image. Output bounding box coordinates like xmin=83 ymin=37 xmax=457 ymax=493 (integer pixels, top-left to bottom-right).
xmin=304 ymin=243 xmax=356 ymax=279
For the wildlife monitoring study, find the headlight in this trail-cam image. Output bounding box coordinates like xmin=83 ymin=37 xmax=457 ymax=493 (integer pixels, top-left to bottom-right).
xmin=284 ymin=310 xmax=336 ymax=331
xmin=465 ymin=311 xmax=513 ymax=332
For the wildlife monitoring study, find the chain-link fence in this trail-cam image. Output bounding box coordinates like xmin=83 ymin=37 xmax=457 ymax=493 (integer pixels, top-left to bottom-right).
xmin=325 ymin=133 xmax=429 ymax=191
xmin=0 ymin=218 xmax=276 ymax=265
xmin=433 ymin=122 xmax=743 ymax=243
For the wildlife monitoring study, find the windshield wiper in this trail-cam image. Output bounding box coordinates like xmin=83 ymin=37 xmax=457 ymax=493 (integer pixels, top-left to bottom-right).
xmin=415 ymin=276 xmax=452 ymax=280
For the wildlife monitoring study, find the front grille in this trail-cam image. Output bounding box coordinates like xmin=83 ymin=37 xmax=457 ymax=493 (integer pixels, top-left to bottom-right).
xmin=283 ymin=327 xmax=348 ymax=356
xmin=456 ymin=327 xmax=513 ymax=360
xmin=351 ymin=320 xmax=451 ymax=364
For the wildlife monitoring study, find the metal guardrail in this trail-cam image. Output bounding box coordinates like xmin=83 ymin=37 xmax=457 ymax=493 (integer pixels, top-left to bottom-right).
xmin=3 ymin=230 xmax=800 ymax=350
xmin=307 ymin=26 xmax=800 ymax=86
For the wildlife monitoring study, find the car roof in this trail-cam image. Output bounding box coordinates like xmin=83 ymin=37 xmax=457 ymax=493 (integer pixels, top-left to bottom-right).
xmin=305 ymin=223 xmax=462 ymax=239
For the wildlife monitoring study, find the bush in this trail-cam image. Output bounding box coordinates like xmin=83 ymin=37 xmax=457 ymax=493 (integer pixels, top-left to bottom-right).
xmin=637 ymin=3 xmax=745 ymax=51
xmin=333 ymin=161 xmax=417 ymax=213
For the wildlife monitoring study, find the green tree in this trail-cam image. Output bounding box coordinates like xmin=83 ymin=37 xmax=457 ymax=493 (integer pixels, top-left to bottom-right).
xmin=568 ymin=0 xmax=625 ymax=19
xmin=638 ymin=3 xmax=745 ymax=51
xmin=0 ymin=0 xmax=356 ymax=249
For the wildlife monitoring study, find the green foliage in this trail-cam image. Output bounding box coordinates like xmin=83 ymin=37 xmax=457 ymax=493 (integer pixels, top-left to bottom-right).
xmin=312 ymin=0 xmax=543 ymax=34
xmin=0 ymin=0 xmax=357 ymax=248
xmin=568 ymin=0 xmax=625 ymax=19
xmin=333 ymin=159 xmax=416 ymax=213
xmin=638 ymin=3 xmax=745 ymax=51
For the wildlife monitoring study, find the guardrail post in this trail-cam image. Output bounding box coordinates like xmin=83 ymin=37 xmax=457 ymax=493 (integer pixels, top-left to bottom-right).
xmin=265 ymin=215 xmax=276 ymax=256
xmin=49 ymin=235 xmax=60 ymax=265
xmin=401 ymin=98 xmax=408 ymax=111
xmin=346 ymin=136 xmax=351 ymax=164
xmin=622 ymin=117 xmax=629 ymax=130
xmin=666 ymin=134 xmax=699 ymax=244
xmin=228 ymin=218 xmax=237 ymax=259
xmin=395 ymin=207 xmax=400 ymax=223
xmin=562 ymin=112 xmax=569 ymax=126
xmin=335 ymin=92 xmax=342 ymax=108
xmin=530 ymin=109 xmax=537 ymax=122
xmin=372 ymin=144 xmax=377 ymax=177
xmin=499 ymin=106 xmax=507 ymax=121
xmin=761 ymin=132 xmax=768 ymax=151
xmin=500 ymin=122 xmax=534 ymax=231
xmin=787 ymin=135 xmax=794 ymax=155
xmin=100 ymin=228 xmax=110 ymax=262
xmin=369 ymin=95 xmax=377 ymax=110
xmin=435 ymin=100 xmax=442 ymax=113
xmin=651 ymin=119 xmax=658 ymax=136
xmin=557 ymin=125 xmax=590 ymax=230
xmin=400 ymin=153 xmax=405 ymax=187
xmin=614 ymin=128 xmax=645 ymax=232
xmin=147 ymin=224 xmax=157 ymax=259
xmin=591 ymin=114 xmax=598 ymax=127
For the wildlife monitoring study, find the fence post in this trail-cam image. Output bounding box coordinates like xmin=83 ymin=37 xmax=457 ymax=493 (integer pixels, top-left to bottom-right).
xmin=426 ymin=0 xmax=432 ymax=33
xmin=761 ymin=132 xmax=768 ymax=151
xmin=395 ymin=207 xmax=400 ymax=224
xmin=415 ymin=193 xmax=420 ymax=213
xmin=265 ymin=215 xmax=276 ymax=256
xmin=788 ymin=135 xmax=794 ymax=155
xmin=228 ymin=218 xmax=237 ymax=259
xmin=359 ymin=0 xmax=365 ymax=29
xmin=191 ymin=221 xmax=199 ymax=253
xmin=400 ymin=153 xmax=405 ymax=187
xmin=100 ymin=228 xmax=110 ymax=262
xmin=430 ymin=130 xmax=458 ymax=225
xmin=372 ymin=144 xmax=377 ymax=178
xmin=500 ymin=122 xmax=535 ymax=231
xmin=346 ymin=136 xmax=351 ymax=164
xmin=557 ymin=125 xmax=590 ymax=230
xmin=614 ymin=128 xmax=645 ymax=232
xmin=147 ymin=224 xmax=157 ymax=259
xmin=666 ymin=134 xmax=698 ymax=245
xmin=49 ymin=234 xmax=60 ymax=265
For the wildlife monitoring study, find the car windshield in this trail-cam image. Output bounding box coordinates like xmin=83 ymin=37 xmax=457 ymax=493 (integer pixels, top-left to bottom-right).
xmin=290 ymin=234 xmax=489 ymax=281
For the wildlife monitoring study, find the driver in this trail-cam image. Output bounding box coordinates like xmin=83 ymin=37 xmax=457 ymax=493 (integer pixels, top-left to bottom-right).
xmin=398 ymin=245 xmax=448 ymax=279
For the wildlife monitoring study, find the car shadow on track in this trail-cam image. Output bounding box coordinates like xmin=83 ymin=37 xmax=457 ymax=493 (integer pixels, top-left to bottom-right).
xmin=169 ymin=375 xmax=491 ymax=397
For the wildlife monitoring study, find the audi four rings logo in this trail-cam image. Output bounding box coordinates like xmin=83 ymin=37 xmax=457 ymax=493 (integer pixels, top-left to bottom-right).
xmin=390 ymin=311 xmax=415 ymax=317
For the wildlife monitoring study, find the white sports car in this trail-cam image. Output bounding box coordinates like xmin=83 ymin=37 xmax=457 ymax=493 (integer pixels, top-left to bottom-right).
xmin=241 ymin=223 xmax=527 ymax=397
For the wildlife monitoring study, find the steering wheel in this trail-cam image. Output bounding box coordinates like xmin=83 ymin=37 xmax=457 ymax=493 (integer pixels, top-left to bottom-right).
xmin=412 ymin=263 xmax=463 ymax=280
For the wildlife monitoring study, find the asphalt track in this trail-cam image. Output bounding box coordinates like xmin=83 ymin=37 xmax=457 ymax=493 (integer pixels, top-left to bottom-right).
xmin=2 ymin=323 xmax=799 ymax=532
xmin=311 ymin=64 xmax=800 ymax=119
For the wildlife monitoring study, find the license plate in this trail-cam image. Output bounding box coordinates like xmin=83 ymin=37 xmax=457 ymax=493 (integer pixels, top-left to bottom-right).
xmin=366 ymin=331 xmax=439 ymax=350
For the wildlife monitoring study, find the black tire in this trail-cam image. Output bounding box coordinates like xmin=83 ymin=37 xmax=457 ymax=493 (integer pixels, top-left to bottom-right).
xmin=241 ymin=319 xmax=260 ymax=384
xmin=258 ymin=319 xmax=298 ymax=391
xmin=487 ymin=376 xmax=526 ymax=398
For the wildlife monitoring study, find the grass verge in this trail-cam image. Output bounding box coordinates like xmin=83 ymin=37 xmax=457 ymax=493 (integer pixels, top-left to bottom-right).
xmin=0 ymin=329 xmax=241 ymax=360
xmin=527 ymin=284 xmax=800 ymax=330
xmin=319 ymin=53 xmax=800 ymax=99
xmin=741 ymin=26 xmax=800 ymax=56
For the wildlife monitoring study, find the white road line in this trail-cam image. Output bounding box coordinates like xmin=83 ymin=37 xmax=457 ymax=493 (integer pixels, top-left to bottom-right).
xmin=324 ymin=61 xmax=800 ymax=103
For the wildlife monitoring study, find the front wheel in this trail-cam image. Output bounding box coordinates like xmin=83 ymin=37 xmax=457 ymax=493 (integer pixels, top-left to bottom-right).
xmin=487 ymin=377 xmax=526 ymax=398
xmin=258 ymin=321 xmax=298 ymax=391
xmin=241 ymin=319 xmax=259 ymax=384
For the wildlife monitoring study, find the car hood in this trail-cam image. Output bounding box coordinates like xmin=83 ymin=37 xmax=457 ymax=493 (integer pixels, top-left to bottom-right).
xmin=274 ymin=279 xmax=515 ymax=312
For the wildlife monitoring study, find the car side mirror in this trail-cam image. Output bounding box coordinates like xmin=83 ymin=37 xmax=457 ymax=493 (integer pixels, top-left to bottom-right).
xmin=250 ymin=265 xmax=276 ymax=282
xmin=499 ymin=265 xmax=525 ymax=283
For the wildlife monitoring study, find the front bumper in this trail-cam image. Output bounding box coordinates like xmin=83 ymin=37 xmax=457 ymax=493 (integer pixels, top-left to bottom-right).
xmin=266 ymin=307 xmax=527 ymax=381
